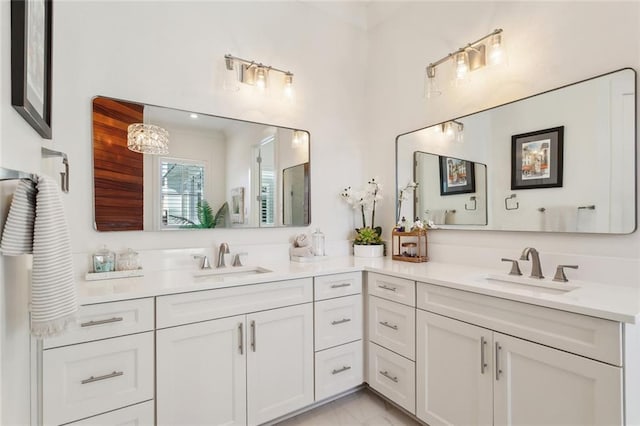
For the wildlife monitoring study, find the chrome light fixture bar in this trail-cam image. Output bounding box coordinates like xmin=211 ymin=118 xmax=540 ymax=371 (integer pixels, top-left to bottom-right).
xmin=225 ymin=54 xmax=294 ymax=99
xmin=425 ymin=28 xmax=504 ymax=98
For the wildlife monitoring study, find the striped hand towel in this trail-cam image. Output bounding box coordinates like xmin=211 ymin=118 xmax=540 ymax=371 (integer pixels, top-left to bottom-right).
xmin=0 ymin=179 xmax=36 ymax=255
xmin=31 ymin=176 xmax=77 ymax=337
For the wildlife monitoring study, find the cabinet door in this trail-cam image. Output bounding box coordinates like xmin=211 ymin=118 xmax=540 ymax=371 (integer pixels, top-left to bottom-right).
xmin=156 ymin=315 xmax=246 ymax=426
xmin=247 ymin=303 xmax=314 ymax=425
xmin=416 ymin=310 xmax=493 ymax=426
xmin=494 ymin=333 xmax=623 ymax=426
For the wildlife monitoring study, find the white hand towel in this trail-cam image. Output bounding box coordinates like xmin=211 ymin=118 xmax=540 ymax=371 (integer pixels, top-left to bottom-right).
xmin=0 ymin=179 xmax=36 ymax=255
xmin=30 ymin=176 xmax=77 ymax=337
xmin=290 ymin=246 xmax=313 ymax=257
xmin=429 ymin=209 xmax=447 ymax=225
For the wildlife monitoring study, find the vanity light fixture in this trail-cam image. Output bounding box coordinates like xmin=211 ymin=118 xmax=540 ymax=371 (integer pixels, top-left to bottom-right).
xmin=189 ymin=113 xmax=198 ymax=119
xmin=127 ymin=123 xmax=169 ymax=155
xmin=424 ymin=28 xmax=504 ymax=96
xmin=224 ymin=53 xmax=294 ymax=99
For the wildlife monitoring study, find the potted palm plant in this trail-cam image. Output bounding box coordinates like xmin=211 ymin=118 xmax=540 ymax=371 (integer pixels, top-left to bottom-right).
xmin=340 ymin=178 xmax=384 ymax=258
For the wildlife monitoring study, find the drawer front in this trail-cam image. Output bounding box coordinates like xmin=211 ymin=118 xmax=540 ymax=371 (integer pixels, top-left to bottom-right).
xmin=315 ymin=295 xmax=363 ymax=351
xmin=43 ymin=332 xmax=154 ymax=425
xmin=68 ymin=400 xmax=154 ymax=425
xmin=315 ymin=340 xmax=363 ymax=401
xmin=369 ymin=296 xmax=415 ymax=360
xmin=417 ymin=282 xmax=622 ymax=366
xmin=367 ymin=272 xmax=415 ymax=306
xmin=156 ymin=278 xmax=313 ymax=328
xmin=314 ymin=272 xmax=362 ymax=301
xmin=44 ymin=298 xmax=154 ymax=349
xmin=368 ymin=342 xmax=416 ymax=414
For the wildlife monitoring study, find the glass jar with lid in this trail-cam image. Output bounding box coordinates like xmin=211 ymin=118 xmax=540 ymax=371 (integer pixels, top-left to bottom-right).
xmin=117 ymin=248 xmax=140 ymax=271
xmin=92 ymin=246 xmax=115 ymax=273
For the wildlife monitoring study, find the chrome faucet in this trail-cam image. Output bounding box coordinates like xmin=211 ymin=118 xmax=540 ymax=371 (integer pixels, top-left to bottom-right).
xmin=217 ymin=243 xmax=230 ymax=268
xmin=519 ymin=247 xmax=544 ymax=279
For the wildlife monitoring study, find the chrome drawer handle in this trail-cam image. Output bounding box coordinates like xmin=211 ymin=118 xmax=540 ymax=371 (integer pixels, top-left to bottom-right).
xmin=379 ymin=370 xmax=398 ymax=383
xmin=81 ymin=371 xmax=123 ymax=385
xmin=480 ymin=336 xmax=488 ymax=374
xmin=331 ymin=318 xmax=352 ymax=325
xmin=251 ymin=320 xmax=256 ymax=352
xmin=379 ymin=321 xmax=398 ymax=330
xmin=378 ymin=284 xmax=397 ymax=292
xmin=495 ymin=342 xmax=502 ymax=381
xmin=330 ymin=283 xmax=351 ymax=289
xmin=80 ymin=317 xmax=123 ymax=327
xmin=238 ymin=323 xmax=244 ymax=355
xmin=332 ymin=365 xmax=352 ymax=375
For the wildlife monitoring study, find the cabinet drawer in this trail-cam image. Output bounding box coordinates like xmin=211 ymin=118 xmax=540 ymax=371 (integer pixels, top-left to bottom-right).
xmin=367 ymin=272 xmax=415 ymax=306
xmin=314 ymin=272 xmax=362 ymax=301
xmin=369 ymin=296 xmax=415 ymax=360
xmin=67 ymin=400 xmax=154 ymax=425
xmin=417 ymin=282 xmax=622 ymax=366
xmin=368 ymin=342 xmax=415 ymax=414
xmin=43 ymin=332 xmax=154 ymax=425
xmin=315 ymin=295 xmax=362 ymax=351
xmin=156 ymin=278 xmax=313 ymax=328
xmin=44 ymin=298 xmax=154 ymax=349
xmin=315 ymin=340 xmax=363 ymax=401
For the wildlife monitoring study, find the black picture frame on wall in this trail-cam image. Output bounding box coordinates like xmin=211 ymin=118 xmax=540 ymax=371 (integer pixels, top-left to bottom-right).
xmin=511 ymin=126 xmax=564 ymax=190
xmin=11 ymin=0 xmax=53 ymax=139
xmin=439 ymin=156 xmax=476 ymax=196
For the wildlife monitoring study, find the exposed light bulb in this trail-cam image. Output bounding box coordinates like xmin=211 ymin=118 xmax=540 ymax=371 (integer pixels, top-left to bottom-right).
xmin=444 ymin=122 xmax=455 ymax=138
xmin=283 ymin=73 xmax=294 ymax=101
xmin=455 ymin=51 xmax=469 ymax=80
xmin=256 ymin=67 xmax=267 ymax=90
xmin=424 ymin=65 xmax=441 ymax=99
xmin=189 ymin=113 xmax=198 ymax=119
xmin=488 ymin=33 xmax=505 ymax=66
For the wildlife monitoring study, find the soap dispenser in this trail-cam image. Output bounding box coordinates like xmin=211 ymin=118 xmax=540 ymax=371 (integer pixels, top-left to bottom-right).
xmin=312 ymin=228 xmax=325 ymax=256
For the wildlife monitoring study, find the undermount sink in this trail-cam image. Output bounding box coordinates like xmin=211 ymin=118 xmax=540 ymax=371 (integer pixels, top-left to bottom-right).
xmin=483 ymin=273 xmax=579 ymax=295
xmin=193 ymin=266 xmax=272 ymax=282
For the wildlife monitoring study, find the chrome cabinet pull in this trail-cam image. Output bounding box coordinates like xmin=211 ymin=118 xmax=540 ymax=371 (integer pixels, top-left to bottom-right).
xmin=379 ymin=370 xmax=398 ymax=383
xmin=378 ymin=284 xmax=397 ymax=292
xmin=331 ymin=318 xmax=352 ymax=325
xmin=495 ymin=342 xmax=502 ymax=381
xmin=81 ymin=371 xmax=123 ymax=385
xmin=332 ymin=365 xmax=352 ymax=375
xmin=238 ymin=323 xmax=244 ymax=355
xmin=480 ymin=336 xmax=488 ymax=374
xmin=250 ymin=320 xmax=256 ymax=352
xmin=80 ymin=317 xmax=123 ymax=327
xmin=379 ymin=321 xmax=398 ymax=330
xmin=331 ymin=283 xmax=351 ymax=289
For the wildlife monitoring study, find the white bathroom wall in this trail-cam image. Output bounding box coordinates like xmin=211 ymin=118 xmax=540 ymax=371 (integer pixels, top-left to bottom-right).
xmin=0 ymin=2 xmax=369 ymax=423
xmin=365 ymin=1 xmax=640 ymax=285
xmin=52 ymin=0 xmax=368 ymax=254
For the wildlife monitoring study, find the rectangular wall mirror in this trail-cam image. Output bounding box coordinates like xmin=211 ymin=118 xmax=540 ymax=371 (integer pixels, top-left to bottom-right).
xmin=397 ymin=68 xmax=636 ymax=234
xmin=93 ymin=96 xmax=310 ymax=231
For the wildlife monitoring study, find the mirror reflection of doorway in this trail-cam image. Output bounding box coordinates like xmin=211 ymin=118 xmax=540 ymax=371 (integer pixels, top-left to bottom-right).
xmin=252 ymin=136 xmax=276 ymax=227
xmin=283 ymin=163 xmax=310 ymax=226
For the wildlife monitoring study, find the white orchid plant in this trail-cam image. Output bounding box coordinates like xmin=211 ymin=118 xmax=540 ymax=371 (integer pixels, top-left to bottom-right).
xmin=340 ymin=178 xmax=383 ymax=245
xmin=397 ymin=181 xmax=418 ymax=222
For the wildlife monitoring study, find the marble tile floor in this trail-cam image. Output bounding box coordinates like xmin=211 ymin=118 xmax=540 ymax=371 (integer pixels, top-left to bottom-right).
xmin=277 ymin=390 xmax=422 ymax=426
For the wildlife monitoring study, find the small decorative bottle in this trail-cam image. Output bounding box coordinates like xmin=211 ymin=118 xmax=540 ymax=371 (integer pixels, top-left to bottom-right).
xmin=312 ymin=228 xmax=325 ymax=256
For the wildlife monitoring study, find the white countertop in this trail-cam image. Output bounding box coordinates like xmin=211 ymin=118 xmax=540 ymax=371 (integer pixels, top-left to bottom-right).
xmin=78 ymin=256 xmax=640 ymax=324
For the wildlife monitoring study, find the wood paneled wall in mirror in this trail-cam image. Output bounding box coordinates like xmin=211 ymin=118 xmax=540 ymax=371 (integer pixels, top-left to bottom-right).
xmin=93 ymin=97 xmax=144 ymax=231
xmin=397 ymin=68 xmax=636 ymax=234
xmin=92 ymin=96 xmax=311 ymax=231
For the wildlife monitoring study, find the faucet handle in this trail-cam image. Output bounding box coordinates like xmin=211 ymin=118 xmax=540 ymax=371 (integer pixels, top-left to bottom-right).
xmin=193 ymin=255 xmax=212 ymax=269
xmin=553 ymin=265 xmax=578 ymax=282
xmin=232 ymin=252 xmax=248 ymax=267
xmin=501 ymin=258 xmax=522 ymax=276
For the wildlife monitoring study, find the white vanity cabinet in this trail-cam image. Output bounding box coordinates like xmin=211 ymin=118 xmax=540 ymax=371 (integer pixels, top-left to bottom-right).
xmin=40 ymin=298 xmax=155 ymax=426
xmin=416 ymin=283 xmax=624 ymax=426
xmin=366 ymin=272 xmax=416 ymax=414
xmin=313 ymin=272 xmax=364 ymax=401
xmin=156 ymin=278 xmax=314 ymax=426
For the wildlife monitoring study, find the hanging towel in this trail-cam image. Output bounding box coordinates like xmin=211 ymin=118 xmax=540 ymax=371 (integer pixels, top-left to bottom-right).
xmin=429 ymin=209 xmax=447 ymax=225
xmin=0 ymin=179 xmax=37 ymax=255
xmin=30 ymin=176 xmax=77 ymax=337
xmin=539 ymin=206 xmax=577 ymax=232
